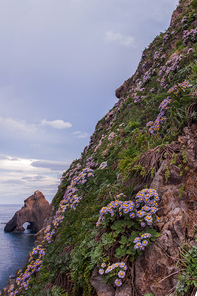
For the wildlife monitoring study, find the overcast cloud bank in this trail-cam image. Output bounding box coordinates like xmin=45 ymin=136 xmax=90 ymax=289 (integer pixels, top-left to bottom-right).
xmin=0 ymin=0 xmax=178 ymax=203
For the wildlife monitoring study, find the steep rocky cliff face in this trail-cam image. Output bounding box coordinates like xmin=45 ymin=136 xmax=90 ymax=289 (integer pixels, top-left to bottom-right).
xmin=1 ymin=0 xmax=197 ymax=295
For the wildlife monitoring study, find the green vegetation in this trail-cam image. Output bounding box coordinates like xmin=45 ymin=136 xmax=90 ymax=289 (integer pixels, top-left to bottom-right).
xmin=191 ymin=0 xmax=197 ymax=9
xmin=175 ymin=242 xmax=197 ymax=295
xmin=2 ymin=1 xmax=197 ymax=296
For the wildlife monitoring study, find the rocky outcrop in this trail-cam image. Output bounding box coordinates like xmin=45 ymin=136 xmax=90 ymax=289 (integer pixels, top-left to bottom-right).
xmin=4 ymin=190 xmax=50 ymax=233
xmin=134 ymin=123 xmax=197 ymax=296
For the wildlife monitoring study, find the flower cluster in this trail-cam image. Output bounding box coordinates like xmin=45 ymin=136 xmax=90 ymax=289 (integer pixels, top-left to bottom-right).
xmin=167 ymin=80 xmax=192 ymax=95
xmin=133 ymin=233 xmax=152 ymax=250
xmin=183 ymin=28 xmax=197 ymax=45
xmin=85 ymin=157 xmax=98 ymax=169
xmin=44 ymin=166 xmax=95 ymax=245
xmin=142 ymin=68 xmax=152 ymax=83
xmin=94 ymin=135 xmax=106 ymax=152
xmin=135 ymin=188 xmax=159 ymax=227
xmin=96 ymin=189 xmax=159 ymax=228
xmin=147 ymin=96 xmax=171 ymax=135
xmin=108 ymin=132 xmax=116 ymax=141
xmin=160 ymin=54 xmax=166 ymax=62
xmin=7 ymin=284 xmax=17 ymax=296
xmin=160 ymin=76 xmax=167 ymax=88
xmin=98 ymin=261 xmax=127 ymax=287
xmin=158 ymin=53 xmax=183 ymax=88
xmin=44 ymin=225 xmax=55 ymax=244
xmin=187 ymin=48 xmax=194 ymax=55
xmin=147 ymin=80 xmax=192 ymax=135
xmin=133 ymin=92 xmax=141 ymax=103
xmin=10 ymin=245 xmax=46 ymax=293
xmin=154 ymin=51 xmax=160 ymax=60
xmin=159 ymin=97 xmax=172 ymax=111
xmin=163 ymin=32 xmax=169 ymax=44
xmin=181 ymin=16 xmax=187 ymax=24
xmin=64 ymin=162 xmax=82 ymax=182
xmin=99 ymin=161 xmax=107 ymax=170
xmin=165 ymin=54 xmax=182 ymax=76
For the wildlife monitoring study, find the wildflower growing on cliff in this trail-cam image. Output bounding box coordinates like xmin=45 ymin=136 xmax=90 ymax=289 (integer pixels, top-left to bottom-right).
xmin=142 ymin=240 xmax=148 ymax=247
xmin=101 ymin=262 xmax=106 ymax=268
xmin=105 ymin=266 xmax=113 ymax=273
xmin=141 ymin=233 xmax=152 ymax=239
xmin=130 ymin=212 xmax=135 ymax=218
xmin=118 ymin=270 xmax=125 ymax=278
xmin=99 ymin=161 xmax=107 ymax=170
xmin=134 ymin=242 xmax=142 ymax=249
xmin=154 ymin=51 xmax=160 ymax=60
xmin=108 ymin=132 xmax=116 ymax=141
xmin=115 ymin=279 xmax=122 ymax=287
xmin=99 ymin=269 xmax=104 ymax=275
xmin=141 ymin=221 xmax=146 ymax=227
xmin=119 ymin=262 xmax=126 ymax=268
xmin=133 ymin=237 xmax=141 ymax=244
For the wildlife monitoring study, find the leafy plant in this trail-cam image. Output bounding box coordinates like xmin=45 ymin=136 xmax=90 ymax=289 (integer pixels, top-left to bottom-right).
xmin=175 ymin=242 xmax=197 ymax=295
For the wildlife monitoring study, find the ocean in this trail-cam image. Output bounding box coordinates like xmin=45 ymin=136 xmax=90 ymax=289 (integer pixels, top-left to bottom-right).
xmin=0 ymin=204 xmax=35 ymax=291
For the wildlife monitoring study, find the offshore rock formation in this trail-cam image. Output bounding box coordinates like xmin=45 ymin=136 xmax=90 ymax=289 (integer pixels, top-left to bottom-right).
xmin=4 ymin=190 xmax=50 ymax=233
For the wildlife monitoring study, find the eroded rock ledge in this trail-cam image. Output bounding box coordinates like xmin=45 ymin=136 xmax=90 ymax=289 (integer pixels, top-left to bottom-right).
xmin=4 ymin=190 xmax=50 ymax=233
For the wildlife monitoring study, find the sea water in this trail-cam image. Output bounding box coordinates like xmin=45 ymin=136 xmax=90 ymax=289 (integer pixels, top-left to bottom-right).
xmin=0 ymin=204 xmax=35 ymax=291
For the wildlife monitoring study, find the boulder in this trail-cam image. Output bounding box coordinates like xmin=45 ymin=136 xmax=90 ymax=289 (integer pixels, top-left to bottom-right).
xmin=4 ymin=190 xmax=50 ymax=233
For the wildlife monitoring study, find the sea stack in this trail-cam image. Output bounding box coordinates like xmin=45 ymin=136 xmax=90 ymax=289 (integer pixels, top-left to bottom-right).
xmin=4 ymin=190 xmax=50 ymax=233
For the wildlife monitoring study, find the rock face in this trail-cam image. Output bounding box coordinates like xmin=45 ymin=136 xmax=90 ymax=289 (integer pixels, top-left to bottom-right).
xmin=134 ymin=123 xmax=197 ymax=296
xmin=4 ymin=190 xmax=50 ymax=233
xmin=91 ymin=123 xmax=197 ymax=296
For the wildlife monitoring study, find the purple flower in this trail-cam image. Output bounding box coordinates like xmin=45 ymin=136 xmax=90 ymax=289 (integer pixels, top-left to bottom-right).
xmin=129 ymin=212 xmax=135 ymax=218
xmin=118 ymin=270 xmax=125 ymax=278
xmin=134 ymin=242 xmax=142 ymax=249
xmin=119 ymin=262 xmax=126 ymax=268
xmin=141 ymin=222 xmax=146 ymax=227
xmin=141 ymin=233 xmax=152 ymax=239
xmin=115 ymin=278 xmax=122 ymax=287
xmin=142 ymin=240 xmax=148 ymax=246
xmin=133 ymin=237 xmax=141 ymax=244
xmin=99 ymin=269 xmax=104 ymax=275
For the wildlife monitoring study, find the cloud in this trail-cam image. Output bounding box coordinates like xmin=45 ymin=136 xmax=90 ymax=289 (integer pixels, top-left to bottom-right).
xmin=72 ymin=131 xmax=89 ymax=138
xmin=0 ymin=117 xmax=37 ymax=134
xmin=105 ymin=30 xmax=135 ymax=47
xmin=41 ymin=119 xmax=72 ymax=129
xmin=2 ymin=179 xmax=25 ymax=185
xmin=22 ymin=175 xmax=46 ymax=182
xmin=31 ymin=160 xmax=70 ymax=171
xmin=0 ymin=155 xmax=9 ymax=160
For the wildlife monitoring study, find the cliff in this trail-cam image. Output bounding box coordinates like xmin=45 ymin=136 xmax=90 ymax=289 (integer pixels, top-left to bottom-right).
xmin=1 ymin=0 xmax=197 ymax=295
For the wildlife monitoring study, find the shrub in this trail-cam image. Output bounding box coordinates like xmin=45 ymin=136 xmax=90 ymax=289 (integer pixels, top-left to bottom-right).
xmin=191 ymin=0 xmax=197 ymax=9
xmin=176 ymin=40 xmax=183 ymax=49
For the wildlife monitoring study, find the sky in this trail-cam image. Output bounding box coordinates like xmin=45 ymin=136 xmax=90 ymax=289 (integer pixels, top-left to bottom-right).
xmin=0 ymin=0 xmax=179 ymax=204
